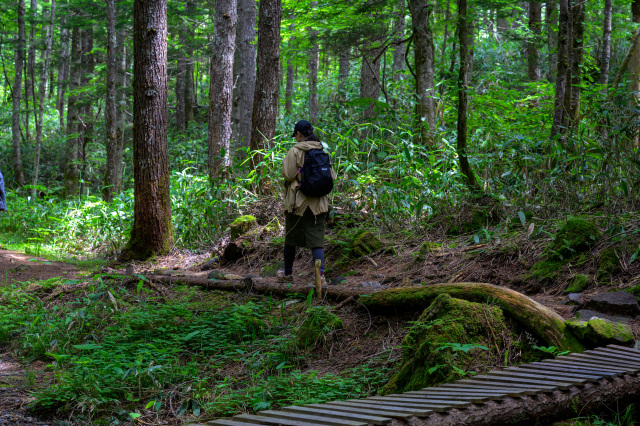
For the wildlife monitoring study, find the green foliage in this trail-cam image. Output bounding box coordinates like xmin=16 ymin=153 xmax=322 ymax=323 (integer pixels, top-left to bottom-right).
xmin=295 ymin=306 xmax=343 ymax=349
xmin=597 ymin=247 xmax=622 ymax=283
xmin=229 ymin=215 xmax=257 ymax=240
xmin=565 ymin=274 xmax=589 ymax=294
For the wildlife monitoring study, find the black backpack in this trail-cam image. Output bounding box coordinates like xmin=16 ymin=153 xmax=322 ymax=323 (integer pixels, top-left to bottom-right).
xmin=298 ymin=149 xmax=334 ymax=197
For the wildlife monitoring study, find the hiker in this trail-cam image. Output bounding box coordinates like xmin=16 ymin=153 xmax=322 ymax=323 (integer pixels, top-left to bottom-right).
xmin=278 ymin=120 xmax=336 ymax=284
xmin=0 ymin=169 xmax=6 ymax=212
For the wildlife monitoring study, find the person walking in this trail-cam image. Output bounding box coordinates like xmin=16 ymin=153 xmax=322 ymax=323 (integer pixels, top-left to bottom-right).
xmin=0 ymin=169 xmax=6 ymax=212
xmin=277 ymin=120 xmax=336 ymax=283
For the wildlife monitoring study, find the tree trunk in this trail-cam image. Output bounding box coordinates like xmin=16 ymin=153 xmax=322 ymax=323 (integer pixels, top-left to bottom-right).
xmin=456 ymin=0 xmax=480 ymax=191
xmin=103 ymin=0 xmax=118 ymax=202
xmin=248 ymin=0 xmax=281 ymax=174
xmin=183 ymin=0 xmax=196 ymax=126
xmin=33 ymin=0 xmax=55 ymax=200
xmin=123 ymin=0 xmax=173 ymax=260
xmin=550 ymin=0 xmax=570 ymax=143
xmin=26 ymin=0 xmax=36 ymax=105
xmin=12 ymin=0 xmax=26 ymax=186
xmin=393 ymin=0 xmax=406 ymax=80
xmin=56 ymin=21 xmax=70 ymax=128
xmin=546 ymin=0 xmax=558 ymax=82
xmin=527 ymin=1 xmax=542 ymax=81
xmin=307 ymin=1 xmax=319 ymax=123
xmin=231 ymin=0 xmax=257 ymax=150
xmin=630 ymin=0 xmax=640 ymax=99
xmin=63 ymin=26 xmax=81 ymax=198
xmin=208 ymin=0 xmax=237 ymax=179
xmin=568 ymin=0 xmax=584 ymax=125
xmin=338 ymin=48 xmax=350 ymax=97
xmin=285 ymin=55 xmax=294 ymax=114
xmin=175 ymin=57 xmax=186 ymax=132
xmin=79 ymin=28 xmax=94 ymax=195
xmin=599 ymin=0 xmax=612 ymax=85
xmin=408 ymin=0 xmax=436 ymax=146
xmin=359 ymin=45 xmax=381 ymax=118
xmin=114 ymin=30 xmax=128 ymax=195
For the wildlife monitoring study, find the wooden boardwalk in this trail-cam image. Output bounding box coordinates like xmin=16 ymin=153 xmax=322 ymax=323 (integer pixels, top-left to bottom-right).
xmin=188 ymin=344 xmax=640 ymax=426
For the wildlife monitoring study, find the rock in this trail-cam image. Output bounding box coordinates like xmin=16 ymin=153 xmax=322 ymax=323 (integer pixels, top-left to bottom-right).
xmin=597 ymin=247 xmax=621 ymax=283
xmin=566 ymin=318 xmax=634 ymax=347
xmin=207 ymin=270 xmax=226 ymax=280
xmin=359 ymin=281 xmax=385 ymax=289
xmin=350 ymin=231 xmax=383 ymax=258
xmin=567 ymin=293 xmax=583 ymax=306
xmin=296 ymin=306 xmax=343 ymax=349
xmin=260 ymin=261 xmax=285 ymax=277
xmin=229 ymin=215 xmax=257 ymax=240
xmin=565 ymin=274 xmax=589 ymax=294
xmin=583 ymin=291 xmax=640 ymax=317
xmin=550 ymin=218 xmax=601 ymax=261
xmin=200 ymin=258 xmax=219 ymax=271
xmin=330 ymin=276 xmax=347 ymax=286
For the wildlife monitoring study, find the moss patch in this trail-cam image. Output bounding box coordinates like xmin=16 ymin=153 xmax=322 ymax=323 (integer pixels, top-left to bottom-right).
xmin=565 ymin=274 xmax=589 ymax=294
xmin=295 ymin=306 xmax=343 ymax=349
xmin=549 ymin=218 xmax=601 ymax=261
xmin=383 ymin=294 xmax=518 ymax=394
xmin=565 ymin=318 xmax=634 ymax=347
xmin=597 ymin=247 xmax=621 ymax=283
xmin=230 ymin=215 xmax=257 ymax=240
xmin=350 ymin=231 xmax=383 ymax=258
xmin=446 ymin=195 xmax=501 ymax=236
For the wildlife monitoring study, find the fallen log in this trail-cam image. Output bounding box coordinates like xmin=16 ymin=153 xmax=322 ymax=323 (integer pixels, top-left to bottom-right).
xmin=409 ymin=373 xmax=640 ymax=426
xmin=358 ymin=282 xmax=584 ymax=352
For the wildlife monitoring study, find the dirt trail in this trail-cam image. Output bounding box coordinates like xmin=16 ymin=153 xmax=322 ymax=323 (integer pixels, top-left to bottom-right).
xmin=0 ymin=355 xmax=50 ymax=426
xmin=0 ymin=249 xmax=83 ymax=286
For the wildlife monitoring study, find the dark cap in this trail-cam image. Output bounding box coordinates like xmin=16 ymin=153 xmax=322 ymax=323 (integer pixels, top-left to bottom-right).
xmin=292 ymin=120 xmax=313 ymax=137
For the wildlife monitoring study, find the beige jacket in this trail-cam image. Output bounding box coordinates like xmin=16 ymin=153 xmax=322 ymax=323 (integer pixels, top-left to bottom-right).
xmin=283 ymin=140 xmax=337 ymax=216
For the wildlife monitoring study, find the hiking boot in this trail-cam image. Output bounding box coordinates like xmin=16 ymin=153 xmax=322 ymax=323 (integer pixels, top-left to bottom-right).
xmin=276 ymin=270 xmax=293 ymax=283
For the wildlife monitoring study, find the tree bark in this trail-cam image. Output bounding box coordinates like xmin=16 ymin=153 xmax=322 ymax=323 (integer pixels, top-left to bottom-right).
xmin=567 ymin=0 xmax=584 ymax=125
xmin=78 ymin=28 xmax=94 ymax=195
xmin=546 ymin=0 xmax=558 ymax=82
xmin=307 ymin=1 xmax=319 ymax=123
xmin=338 ymin=48 xmax=350 ymax=97
xmin=599 ymin=0 xmax=612 ymax=85
xmin=408 ymin=0 xmax=437 ymax=146
xmin=248 ymin=0 xmax=281 ymax=174
xmin=231 ymin=0 xmax=257 ymax=150
xmin=393 ymin=0 xmax=407 ymax=80
xmin=175 ymin=54 xmax=186 ymax=132
xmin=123 ymin=0 xmax=173 ymax=260
xmin=611 ymin=27 xmax=640 ymax=89
xmin=208 ymin=0 xmax=238 ymax=179
xmin=26 ymin=0 xmax=36 ymax=106
xmin=527 ymin=1 xmax=542 ymax=81
xmin=103 ymin=0 xmax=118 ymax=202
xmin=11 ymin=0 xmax=26 ymax=186
xmin=456 ymin=0 xmax=480 ymax=191
xmin=33 ymin=0 xmax=55 ymax=200
xmin=285 ymin=53 xmax=294 ymax=114
xmin=63 ymin=26 xmax=81 ymax=198
xmin=550 ymin=0 xmax=570 ymax=143
xmin=359 ymin=44 xmax=381 ymax=118
xmin=114 ymin=29 xmax=128 ymax=195
xmin=184 ymin=0 xmax=196 ymax=126
xmin=56 ymin=20 xmax=70 ymax=128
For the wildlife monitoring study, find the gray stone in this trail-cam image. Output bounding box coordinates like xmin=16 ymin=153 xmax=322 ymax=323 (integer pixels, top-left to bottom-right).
xmin=567 ymin=293 xmax=583 ymax=305
xmin=207 ymin=270 xmax=226 ymax=280
xmin=330 ymin=276 xmax=347 ymax=286
xmin=200 ymin=257 xmax=219 ymax=271
xmin=583 ymin=291 xmax=640 ymax=317
xmin=260 ymin=261 xmax=285 ymax=277
xmin=358 ymin=281 xmax=386 ymax=289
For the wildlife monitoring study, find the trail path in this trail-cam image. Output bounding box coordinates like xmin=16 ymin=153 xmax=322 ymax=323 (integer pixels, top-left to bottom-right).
xmin=0 ymin=249 xmax=83 ymax=286
xmin=0 ymin=356 xmax=49 ymax=425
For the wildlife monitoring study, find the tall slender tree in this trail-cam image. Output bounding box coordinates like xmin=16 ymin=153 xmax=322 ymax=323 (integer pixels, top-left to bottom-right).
xmin=392 ymin=0 xmax=406 ymax=80
xmin=123 ymin=0 xmax=173 ymax=260
xmin=12 ymin=0 xmax=26 ymax=186
xmin=56 ymin=19 xmax=70 ymax=128
xmin=568 ymin=0 xmax=584 ymax=124
xmin=63 ymin=26 xmax=81 ymax=198
xmin=308 ymin=1 xmax=319 ymax=123
xmin=457 ymin=0 xmax=479 ymax=191
xmin=550 ymin=0 xmax=569 ymax=143
xmin=599 ymin=0 xmax=612 ymax=85
xmin=359 ymin=44 xmax=381 ymax=118
xmin=231 ymin=0 xmax=257 ymax=149
xmin=338 ymin=48 xmax=350 ymax=97
xmin=527 ymin=1 xmax=542 ymax=81
xmin=103 ymin=0 xmax=118 ymax=202
xmin=248 ymin=0 xmax=281 ymax=174
xmin=208 ymin=0 xmax=238 ymax=178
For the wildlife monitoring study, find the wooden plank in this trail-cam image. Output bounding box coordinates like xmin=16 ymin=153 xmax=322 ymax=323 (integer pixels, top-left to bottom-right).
xmin=564 ymin=354 xmax=640 ymax=370
xmin=369 ymin=395 xmax=473 ymax=408
xmin=324 ymin=401 xmax=417 ymax=418
xmin=206 ymin=421 xmax=264 ymax=426
xmin=487 ymin=369 xmax=588 ymax=386
xmin=436 ymin=383 xmax=543 ymax=395
xmin=464 ymin=375 xmax=570 ymax=390
xmin=309 ymin=402 xmax=428 ymax=419
xmin=252 ymin=411 xmax=367 ymax=426
xmin=406 ymin=390 xmax=506 ymax=402
xmin=519 ymin=363 xmax=614 ymax=381
xmin=280 ymin=405 xmax=392 ymax=425
xmin=234 ymin=413 xmax=331 ymax=426
xmin=334 ymin=399 xmax=433 ymax=416
xmin=532 ymin=361 xmax=621 ymax=378
xmin=584 ymin=349 xmax=640 ymax=364
xmin=549 ymin=356 xmax=637 ymax=373
xmin=540 ymin=358 xmax=632 ymax=374
xmin=593 ymin=347 xmax=640 ymax=361
xmin=607 ymin=345 xmax=640 ymax=356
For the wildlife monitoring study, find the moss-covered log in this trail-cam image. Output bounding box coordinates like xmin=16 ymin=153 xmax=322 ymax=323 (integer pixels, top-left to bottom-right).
xmin=358 ymin=282 xmax=584 ymax=352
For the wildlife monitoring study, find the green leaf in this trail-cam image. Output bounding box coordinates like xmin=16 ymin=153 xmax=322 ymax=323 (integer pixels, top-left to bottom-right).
xmin=630 ymin=248 xmax=639 ymax=264
xmin=72 ymin=343 xmax=103 ymax=350
xmin=145 ymin=400 xmax=155 ymax=410
xmin=518 ymin=211 xmax=526 ymax=226
xmin=129 ymin=413 xmax=141 ymax=419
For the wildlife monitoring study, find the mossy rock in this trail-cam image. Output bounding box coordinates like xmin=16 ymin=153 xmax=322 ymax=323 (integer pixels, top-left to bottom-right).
xmin=296 ymin=306 xmax=343 ymax=349
xmin=383 ymin=294 xmax=524 ymax=394
xmin=260 ymin=261 xmax=285 ymax=278
xmin=350 ymin=231 xmax=383 ymax=258
xmin=358 ymin=282 xmax=584 ymax=353
xmin=229 ymin=215 xmax=257 ymax=240
xmin=565 ymin=318 xmax=634 ymax=348
xmin=528 ymin=258 xmax=565 ymax=283
xmin=549 ymin=218 xmax=601 ymax=261
xmin=597 ymin=247 xmax=621 ymax=282
xmin=565 ymin=274 xmax=589 ymax=294
xmin=446 ymin=195 xmax=501 ymax=236
xmin=626 ymin=284 xmax=640 ymax=298
xmin=414 ymin=242 xmax=439 ymax=262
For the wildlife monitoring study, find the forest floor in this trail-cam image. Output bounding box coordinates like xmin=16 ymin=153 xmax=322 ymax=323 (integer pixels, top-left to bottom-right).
xmin=1 ymin=209 xmax=640 ymax=425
